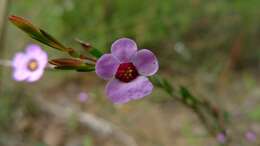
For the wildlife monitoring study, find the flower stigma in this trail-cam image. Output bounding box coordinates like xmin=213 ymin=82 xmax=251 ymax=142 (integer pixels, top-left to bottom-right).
xmin=115 ymin=62 xmax=139 ymax=82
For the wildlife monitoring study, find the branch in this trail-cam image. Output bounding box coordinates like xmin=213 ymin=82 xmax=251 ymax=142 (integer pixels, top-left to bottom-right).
xmin=150 ymin=75 xmax=228 ymax=136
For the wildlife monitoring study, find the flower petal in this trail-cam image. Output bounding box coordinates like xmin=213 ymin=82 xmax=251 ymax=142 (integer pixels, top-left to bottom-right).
xmin=105 ymin=76 xmax=153 ymax=104
xmin=132 ymin=49 xmax=159 ymax=76
xmin=26 ymin=70 xmax=44 ymax=82
xmin=13 ymin=70 xmax=29 ymax=81
xmin=96 ymin=54 xmax=120 ymax=80
xmin=26 ymin=44 xmax=43 ymax=55
xmin=12 ymin=52 xmax=27 ymax=69
xmin=111 ymin=38 xmax=137 ymax=62
xmin=26 ymin=44 xmax=48 ymax=62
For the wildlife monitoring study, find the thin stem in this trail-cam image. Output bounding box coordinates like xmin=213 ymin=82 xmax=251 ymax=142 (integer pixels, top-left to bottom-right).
xmin=68 ymin=48 xmax=97 ymax=63
xmin=170 ymin=93 xmax=218 ymax=135
xmin=150 ymin=75 xmax=226 ymax=137
xmin=0 ymin=59 xmax=57 ymax=71
xmin=0 ymin=60 xmax=11 ymax=67
xmin=79 ymin=55 xmax=97 ymax=63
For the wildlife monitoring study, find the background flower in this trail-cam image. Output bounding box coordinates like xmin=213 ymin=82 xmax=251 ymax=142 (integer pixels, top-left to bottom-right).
xmin=12 ymin=44 xmax=48 ymax=82
xmin=245 ymin=130 xmax=256 ymax=142
xmin=216 ymin=132 xmax=226 ymax=144
xmin=78 ymin=92 xmax=89 ymax=102
xmin=96 ymin=38 xmax=158 ymax=104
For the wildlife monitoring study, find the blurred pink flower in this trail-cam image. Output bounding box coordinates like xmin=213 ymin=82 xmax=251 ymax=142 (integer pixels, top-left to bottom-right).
xmin=216 ymin=132 xmax=226 ymax=144
xmin=78 ymin=92 xmax=89 ymax=102
xmin=96 ymin=38 xmax=159 ymax=104
xmin=12 ymin=44 xmax=48 ymax=82
xmin=245 ymin=130 xmax=256 ymax=142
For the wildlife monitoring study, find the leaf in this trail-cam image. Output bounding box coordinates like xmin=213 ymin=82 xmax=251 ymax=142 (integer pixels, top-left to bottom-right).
xmin=149 ymin=76 xmax=174 ymax=95
xmin=75 ymin=39 xmax=103 ymax=58
xmin=149 ymin=76 xmax=163 ymax=87
xmin=179 ymin=86 xmax=197 ymax=105
xmin=88 ymin=47 xmax=103 ymax=58
xmin=9 ymin=15 xmax=40 ymax=35
xmin=54 ymin=64 xmax=95 ymax=72
xmin=180 ymin=86 xmax=193 ymax=99
xmin=9 ymin=15 xmax=69 ymax=52
xmin=49 ymin=58 xmax=83 ymax=66
xmin=76 ymin=67 xmax=95 ymax=72
xmin=75 ymin=38 xmax=92 ymax=50
xmin=50 ymin=58 xmax=95 ymax=72
xmin=161 ymin=79 xmax=174 ymax=95
xmin=39 ymin=29 xmax=68 ymax=51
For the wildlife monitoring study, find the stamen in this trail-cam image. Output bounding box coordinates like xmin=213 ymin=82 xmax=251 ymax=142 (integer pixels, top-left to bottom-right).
xmin=27 ymin=59 xmax=38 ymax=71
xmin=115 ymin=62 xmax=139 ymax=82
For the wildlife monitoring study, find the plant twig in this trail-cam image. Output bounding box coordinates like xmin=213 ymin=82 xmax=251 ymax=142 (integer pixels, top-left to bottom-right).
xmin=150 ymin=75 xmax=227 ymax=137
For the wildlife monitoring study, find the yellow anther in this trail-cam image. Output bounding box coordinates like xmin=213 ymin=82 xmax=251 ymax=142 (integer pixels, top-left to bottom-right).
xmin=28 ymin=60 xmax=38 ymax=71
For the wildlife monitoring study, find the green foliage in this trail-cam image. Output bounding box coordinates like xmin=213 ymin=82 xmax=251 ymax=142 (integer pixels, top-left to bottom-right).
xmin=10 ymin=0 xmax=260 ymax=71
xmin=54 ymin=65 xmax=95 ymax=72
xmin=149 ymin=76 xmax=174 ymax=96
xmin=9 ymin=15 xmax=69 ymax=52
xmin=88 ymin=48 xmax=103 ymax=59
xmin=179 ymin=86 xmax=197 ymax=106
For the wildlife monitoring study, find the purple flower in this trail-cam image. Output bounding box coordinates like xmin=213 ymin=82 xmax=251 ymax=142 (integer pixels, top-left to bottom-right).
xmin=96 ymin=38 xmax=159 ymax=104
xmin=216 ymin=132 xmax=226 ymax=144
xmin=78 ymin=92 xmax=89 ymax=102
xmin=12 ymin=44 xmax=48 ymax=82
xmin=245 ymin=130 xmax=257 ymax=142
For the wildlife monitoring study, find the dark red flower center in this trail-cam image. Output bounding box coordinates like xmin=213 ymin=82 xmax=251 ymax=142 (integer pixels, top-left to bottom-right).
xmin=115 ymin=63 xmax=139 ymax=82
xmin=27 ymin=59 xmax=38 ymax=71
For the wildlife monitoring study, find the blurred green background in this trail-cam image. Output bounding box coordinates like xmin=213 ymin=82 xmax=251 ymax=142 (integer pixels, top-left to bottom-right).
xmin=0 ymin=0 xmax=260 ymax=146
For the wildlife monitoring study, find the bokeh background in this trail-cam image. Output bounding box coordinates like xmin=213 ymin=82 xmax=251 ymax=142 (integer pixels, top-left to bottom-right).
xmin=0 ymin=0 xmax=260 ymax=146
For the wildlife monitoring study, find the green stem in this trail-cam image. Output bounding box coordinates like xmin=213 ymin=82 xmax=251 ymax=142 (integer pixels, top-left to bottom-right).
xmin=150 ymin=75 xmax=227 ymax=137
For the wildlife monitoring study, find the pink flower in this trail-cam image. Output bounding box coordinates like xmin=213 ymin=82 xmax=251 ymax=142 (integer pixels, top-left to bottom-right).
xmin=216 ymin=132 xmax=226 ymax=144
xmin=245 ymin=130 xmax=256 ymax=142
xmin=78 ymin=92 xmax=89 ymax=102
xmin=96 ymin=38 xmax=159 ymax=104
xmin=12 ymin=44 xmax=48 ymax=82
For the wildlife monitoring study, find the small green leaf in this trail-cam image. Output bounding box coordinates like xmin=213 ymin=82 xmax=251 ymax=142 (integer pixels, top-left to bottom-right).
xmin=49 ymin=58 xmax=83 ymax=66
xmin=161 ymin=79 xmax=173 ymax=95
xmin=76 ymin=66 xmax=95 ymax=72
xmin=89 ymin=47 xmax=103 ymax=58
xmin=54 ymin=65 xmax=95 ymax=72
xmin=9 ymin=15 xmax=70 ymax=52
xmin=179 ymin=86 xmax=197 ymax=105
xmin=39 ymin=29 xmax=68 ymax=51
xmin=75 ymin=39 xmax=103 ymax=58
xmin=75 ymin=38 xmax=92 ymax=50
xmin=149 ymin=76 xmax=163 ymax=87
xmin=9 ymin=15 xmax=40 ymax=35
xmin=180 ymin=86 xmax=192 ymax=98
